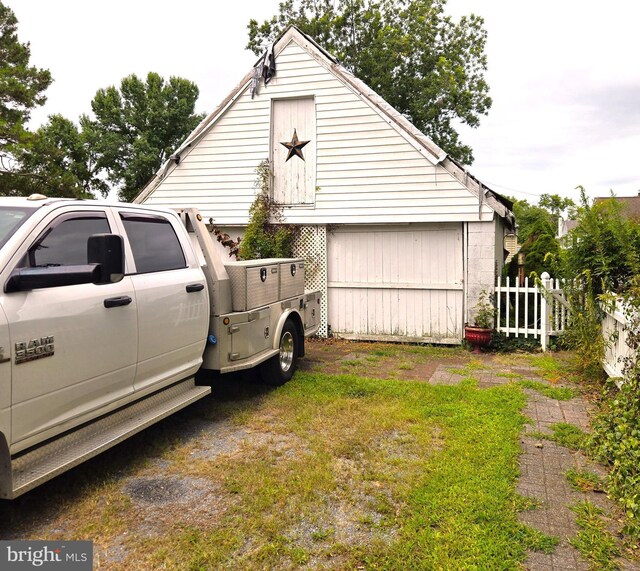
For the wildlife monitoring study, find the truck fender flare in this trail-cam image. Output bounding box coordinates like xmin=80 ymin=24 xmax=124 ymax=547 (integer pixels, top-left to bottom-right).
xmin=0 ymin=432 xmax=11 ymax=499
xmin=273 ymin=309 xmax=304 ymax=358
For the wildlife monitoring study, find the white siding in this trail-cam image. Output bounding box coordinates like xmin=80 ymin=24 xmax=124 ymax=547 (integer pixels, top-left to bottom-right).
xmin=328 ymin=225 xmax=463 ymax=343
xmin=145 ymin=37 xmax=493 ymax=225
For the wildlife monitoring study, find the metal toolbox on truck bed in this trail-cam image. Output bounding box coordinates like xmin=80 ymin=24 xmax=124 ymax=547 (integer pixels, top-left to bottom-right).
xmin=279 ymin=259 xmax=305 ymax=299
xmin=224 ymin=258 xmax=306 ymax=311
xmin=224 ymin=258 xmax=281 ymax=311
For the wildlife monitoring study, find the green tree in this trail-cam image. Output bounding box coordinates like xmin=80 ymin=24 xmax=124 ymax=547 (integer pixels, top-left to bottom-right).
xmin=562 ymin=189 xmax=640 ymax=295
xmin=84 ymin=72 xmax=205 ymax=202
xmin=0 ymin=2 xmax=52 ymax=193
xmin=539 ymin=192 xmax=575 ymax=220
xmin=504 ymin=194 xmax=575 ymax=279
xmin=15 ymin=114 xmax=108 ymax=198
xmin=248 ymin=0 xmax=491 ymax=164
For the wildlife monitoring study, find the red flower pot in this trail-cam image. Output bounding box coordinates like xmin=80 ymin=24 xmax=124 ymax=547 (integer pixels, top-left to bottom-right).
xmin=464 ymin=325 xmax=493 ymax=354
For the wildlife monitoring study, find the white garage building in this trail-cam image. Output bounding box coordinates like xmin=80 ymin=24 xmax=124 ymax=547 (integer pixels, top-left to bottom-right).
xmin=137 ymin=26 xmax=514 ymax=344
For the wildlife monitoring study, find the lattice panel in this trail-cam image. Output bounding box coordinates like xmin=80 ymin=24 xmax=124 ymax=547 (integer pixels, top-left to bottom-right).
xmin=294 ymin=225 xmax=328 ymax=337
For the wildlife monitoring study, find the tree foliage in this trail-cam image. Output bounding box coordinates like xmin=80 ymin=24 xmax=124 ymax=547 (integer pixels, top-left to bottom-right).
xmin=248 ymin=0 xmax=491 ymax=164
xmin=0 ymin=1 xmax=52 ymax=193
xmin=521 ymin=232 xmax=559 ymax=278
xmin=0 ymin=5 xmax=203 ymax=200
xmin=13 ymin=114 xmax=108 ymax=198
xmin=83 ymin=72 xmax=205 ymax=202
xmin=539 ymin=193 xmax=574 ymax=220
xmin=504 ymin=193 xmax=573 ymax=279
xmin=563 ymin=189 xmax=640 ymax=295
xmin=554 ymin=194 xmax=640 ymax=536
xmin=547 ymin=188 xmax=640 ymax=379
xmin=511 ymin=193 xmax=575 ymax=244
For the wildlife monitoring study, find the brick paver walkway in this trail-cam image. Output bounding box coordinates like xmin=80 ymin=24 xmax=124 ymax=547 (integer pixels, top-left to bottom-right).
xmin=428 ymin=361 xmax=640 ymax=571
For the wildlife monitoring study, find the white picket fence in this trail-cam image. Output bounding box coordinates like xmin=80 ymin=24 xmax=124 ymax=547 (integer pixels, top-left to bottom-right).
xmin=602 ymin=300 xmax=635 ymax=379
xmin=495 ymin=277 xmax=636 ymax=376
xmin=494 ymin=275 xmax=568 ymax=351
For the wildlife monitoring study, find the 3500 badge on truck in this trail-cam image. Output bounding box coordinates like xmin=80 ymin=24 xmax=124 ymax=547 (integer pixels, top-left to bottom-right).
xmin=14 ymin=336 xmax=55 ymax=364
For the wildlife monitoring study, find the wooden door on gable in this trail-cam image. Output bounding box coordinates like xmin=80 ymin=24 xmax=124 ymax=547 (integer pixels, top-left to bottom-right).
xmin=271 ymin=98 xmax=315 ymax=206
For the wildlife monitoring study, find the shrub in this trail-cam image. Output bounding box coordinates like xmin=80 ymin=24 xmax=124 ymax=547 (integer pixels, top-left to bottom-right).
xmin=489 ymin=332 xmax=540 ymax=353
xmin=546 ymin=189 xmax=640 ymax=536
xmin=211 ymin=160 xmax=298 ymax=260
xmin=590 ymin=288 xmax=640 ymax=538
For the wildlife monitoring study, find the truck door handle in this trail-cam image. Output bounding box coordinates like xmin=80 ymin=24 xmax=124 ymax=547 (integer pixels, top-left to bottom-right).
xmin=186 ymin=283 xmax=205 ymax=293
xmin=104 ymin=296 xmax=132 ymax=308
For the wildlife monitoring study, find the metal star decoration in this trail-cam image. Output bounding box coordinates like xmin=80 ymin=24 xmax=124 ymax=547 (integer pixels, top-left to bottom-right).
xmin=280 ymin=129 xmax=310 ymax=162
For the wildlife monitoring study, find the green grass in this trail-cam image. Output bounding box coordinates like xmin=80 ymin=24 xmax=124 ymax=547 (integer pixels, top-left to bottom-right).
xmin=403 ymin=344 xmax=466 ymax=358
xmin=570 ymin=501 xmax=621 ymax=570
xmin=175 ymin=375 xmax=554 ymax=568
xmin=11 ymin=369 xmax=562 ymax=569
xmin=89 ymin=372 xmax=557 ymax=569
xmin=566 ymin=469 xmax=604 ymax=493
xmin=496 ymin=372 xmax=525 ymax=380
xmin=517 ymin=379 xmax=578 ymax=401
xmin=448 ymin=360 xmax=487 ymax=377
xmin=527 ymin=423 xmax=589 ymax=451
xmin=369 ymin=347 xmax=398 ymax=357
xmin=341 ymin=358 xmax=364 ymax=367
xmin=528 ymin=353 xmax=572 ymax=383
xmin=548 ymin=422 xmax=589 ymax=451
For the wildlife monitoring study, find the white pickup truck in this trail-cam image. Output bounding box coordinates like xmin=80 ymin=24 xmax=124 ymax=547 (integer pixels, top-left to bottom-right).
xmin=0 ymin=195 xmax=321 ymax=499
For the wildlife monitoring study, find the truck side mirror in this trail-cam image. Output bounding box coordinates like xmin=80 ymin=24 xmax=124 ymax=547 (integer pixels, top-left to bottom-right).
xmin=88 ymin=234 xmax=125 ymax=284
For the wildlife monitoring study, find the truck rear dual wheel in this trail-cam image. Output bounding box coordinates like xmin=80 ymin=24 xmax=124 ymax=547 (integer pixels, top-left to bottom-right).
xmin=259 ymin=320 xmax=299 ymax=386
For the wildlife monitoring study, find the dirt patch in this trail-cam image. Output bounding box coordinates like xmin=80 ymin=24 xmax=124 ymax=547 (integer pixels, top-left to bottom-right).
xmin=300 ymin=338 xmax=468 ymax=381
xmin=125 ymin=476 xmax=194 ymax=505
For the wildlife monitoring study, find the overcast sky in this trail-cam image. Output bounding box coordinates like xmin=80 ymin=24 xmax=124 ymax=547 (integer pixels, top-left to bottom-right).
xmin=7 ymin=0 xmax=639 ymax=204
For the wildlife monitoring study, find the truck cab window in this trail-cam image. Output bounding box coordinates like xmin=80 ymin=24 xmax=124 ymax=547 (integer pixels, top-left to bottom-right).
xmin=120 ymin=213 xmax=186 ymax=273
xmin=0 ymin=207 xmax=36 ymax=250
xmin=29 ymin=213 xmax=110 ymax=267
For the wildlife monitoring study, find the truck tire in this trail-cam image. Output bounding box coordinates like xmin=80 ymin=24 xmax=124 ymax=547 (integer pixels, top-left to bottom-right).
xmin=259 ymin=319 xmax=299 ymax=386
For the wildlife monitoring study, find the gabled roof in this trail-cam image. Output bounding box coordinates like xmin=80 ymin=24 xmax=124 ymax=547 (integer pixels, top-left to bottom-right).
xmin=595 ymin=196 xmax=640 ymax=221
xmin=136 ymin=25 xmax=513 ymax=227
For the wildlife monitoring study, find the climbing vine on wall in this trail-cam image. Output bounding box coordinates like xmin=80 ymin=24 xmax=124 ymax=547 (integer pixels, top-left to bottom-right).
xmin=210 ymin=160 xmax=298 ymax=260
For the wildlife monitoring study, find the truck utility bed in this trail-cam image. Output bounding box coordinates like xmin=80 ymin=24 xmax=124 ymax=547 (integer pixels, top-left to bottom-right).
xmin=0 ymin=198 xmax=321 ymax=498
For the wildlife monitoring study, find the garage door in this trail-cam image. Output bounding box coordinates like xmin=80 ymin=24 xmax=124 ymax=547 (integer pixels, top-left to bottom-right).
xmin=327 ymin=224 xmax=463 ymax=343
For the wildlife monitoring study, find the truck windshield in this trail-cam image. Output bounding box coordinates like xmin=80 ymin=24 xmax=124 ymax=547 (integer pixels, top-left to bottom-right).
xmin=0 ymin=206 xmax=36 ymax=250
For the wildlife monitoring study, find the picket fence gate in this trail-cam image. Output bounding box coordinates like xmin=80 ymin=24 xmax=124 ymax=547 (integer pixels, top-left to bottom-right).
xmin=494 ymin=277 xmax=635 ymax=379
xmin=494 ymin=275 xmax=568 ymax=351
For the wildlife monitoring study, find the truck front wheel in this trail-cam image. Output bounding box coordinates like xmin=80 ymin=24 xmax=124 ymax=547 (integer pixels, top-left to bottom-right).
xmin=260 ymin=320 xmax=299 ymax=386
